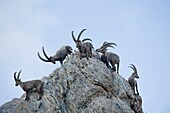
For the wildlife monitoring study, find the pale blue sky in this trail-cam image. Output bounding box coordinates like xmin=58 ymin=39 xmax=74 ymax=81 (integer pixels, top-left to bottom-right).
xmin=0 ymin=0 xmax=170 ymax=113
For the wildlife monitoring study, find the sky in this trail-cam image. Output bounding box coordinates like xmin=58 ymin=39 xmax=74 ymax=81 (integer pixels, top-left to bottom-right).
xmin=0 ymin=0 xmax=170 ymax=113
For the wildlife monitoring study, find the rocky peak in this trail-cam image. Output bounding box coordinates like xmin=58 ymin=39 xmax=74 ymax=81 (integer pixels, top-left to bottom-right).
xmin=0 ymin=52 xmax=143 ymax=113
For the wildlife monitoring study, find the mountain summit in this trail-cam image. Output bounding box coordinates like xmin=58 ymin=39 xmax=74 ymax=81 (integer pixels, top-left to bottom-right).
xmin=0 ymin=51 xmax=143 ymax=113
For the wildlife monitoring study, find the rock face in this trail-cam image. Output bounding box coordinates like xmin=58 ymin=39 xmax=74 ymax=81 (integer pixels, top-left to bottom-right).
xmin=0 ymin=52 xmax=143 ymax=113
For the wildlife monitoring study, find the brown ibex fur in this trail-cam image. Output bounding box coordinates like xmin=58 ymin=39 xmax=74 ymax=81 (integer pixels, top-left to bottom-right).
xmin=128 ymin=64 xmax=139 ymax=95
xmin=96 ymin=41 xmax=120 ymax=73
xmin=37 ymin=45 xmax=72 ymax=65
xmin=14 ymin=70 xmax=44 ymax=101
xmin=72 ymin=29 xmax=94 ymax=60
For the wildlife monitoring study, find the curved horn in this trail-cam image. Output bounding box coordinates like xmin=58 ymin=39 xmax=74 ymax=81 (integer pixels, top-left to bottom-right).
xmin=102 ymin=41 xmax=108 ymax=46
xmin=106 ymin=42 xmax=117 ymax=47
xmin=42 ymin=47 xmax=51 ymax=61
xmin=102 ymin=41 xmax=117 ymax=46
xmin=17 ymin=70 xmax=22 ymax=79
xmin=130 ymin=64 xmax=137 ymax=73
xmin=37 ymin=52 xmax=50 ymax=62
xmin=103 ymin=45 xmax=115 ymax=51
xmin=14 ymin=72 xmax=17 ymax=81
xmin=71 ymin=31 xmax=76 ymax=42
xmin=129 ymin=65 xmax=134 ymax=71
xmin=129 ymin=64 xmax=137 ymax=73
xmin=82 ymin=38 xmax=92 ymax=42
xmin=77 ymin=29 xmax=86 ymax=41
xmin=37 ymin=47 xmax=51 ymax=62
xmin=101 ymin=42 xmax=116 ymax=51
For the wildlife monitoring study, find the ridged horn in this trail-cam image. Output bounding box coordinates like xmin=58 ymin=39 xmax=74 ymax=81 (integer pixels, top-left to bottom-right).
xmin=17 ymin=70 xmax=22 ymax=79
xmin=82 ymin=38 xmax=92 ymax=42
xmin=77 ymin=29 xmax=87 ymax=41
xmin=101 ymin=42 xmax=117 ymax=51
xmin=14 ymin=72 xmax=17 ymax=81
xmin=129 ymin=64 xmax=137 ymax=73
xmin=71 ymin=31 xmax=77 ymax=42
xmin=37 ymin=47 xmax=51 ymax=62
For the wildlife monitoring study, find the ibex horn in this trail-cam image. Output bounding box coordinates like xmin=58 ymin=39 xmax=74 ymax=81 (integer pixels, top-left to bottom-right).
xmin=17 ymin=70 xmax=22 ymax=79
xmin=77 ymin=29 xmax=86 ymax=41
xmin=102 ymin=41 xmax=109 ymax=46
xmin=82 ymin=38 xmax=92 ymax=42
xmin=129 ymin=64 xmax=137 ymax=73
xmin=71 ymin=31 xmax=77 ymax=42
xmin=14 ymin=72 xmax=17 ymax=81
xmin=102 ymin=42 xmax=117 ymax=51
xmin=37 ymin=47 xmax=51 ymax=62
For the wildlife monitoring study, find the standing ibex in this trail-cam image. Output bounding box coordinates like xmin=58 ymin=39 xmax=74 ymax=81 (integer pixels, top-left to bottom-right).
xmin=72 ymin=29 xmax=94 ymax=60
xmin=128 ymin=64 xmax=139 ymax=95
xmin=14 ymin=70 xmax=44 ymax=101
xmin=37 ymin=45 xmax=72 ymax=65
xmin=96 ymin=41 xmax=120 ymax=73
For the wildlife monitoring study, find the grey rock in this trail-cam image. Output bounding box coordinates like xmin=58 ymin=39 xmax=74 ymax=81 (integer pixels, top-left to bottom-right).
xmin=0 ymin=52 xmax=143 ymax=113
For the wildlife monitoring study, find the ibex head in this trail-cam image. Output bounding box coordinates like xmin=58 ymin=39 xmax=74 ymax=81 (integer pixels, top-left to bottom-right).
xmin=96 ymin=41 xmax=117 ymax=53
xmin=72 ymin=29 xmax=92 ymax=48
xmin=37 ymin=47 xmax=56 ymax=64
xmin=14 ymin=70 xmax=22 ymax=86
xmin=129 ymin=64 xmax=139 ymax=78
xmin=65 ymin=46 xmax=73 ymax=54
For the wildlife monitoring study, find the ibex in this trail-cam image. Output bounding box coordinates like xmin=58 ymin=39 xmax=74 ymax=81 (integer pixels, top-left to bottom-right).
xmin=14 ymin=70 xmax=44 ymax=101
xmin=128 ymin=64 xmax=139 ymax=95
xmin=96 ymin=41 xmax=120 ymax=73
xmin=72 ymin=29 xmax=94 ymax=60
xmin=37 ymin=45 xmax=73 ymax=65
